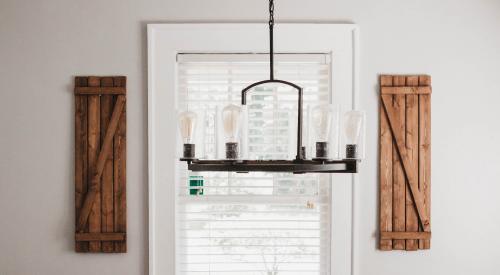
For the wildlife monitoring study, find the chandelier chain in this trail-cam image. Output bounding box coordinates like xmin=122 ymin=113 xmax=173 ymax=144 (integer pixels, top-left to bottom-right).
xmin=268 ymin=0 xmax=275 ymax=80
xmin=269 ymin=0 xmax=274 ymax=27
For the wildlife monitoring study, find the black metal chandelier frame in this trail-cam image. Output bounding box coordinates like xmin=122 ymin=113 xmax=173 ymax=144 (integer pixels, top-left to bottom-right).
xmin=180 ymin=0 xmax=359 ymax=174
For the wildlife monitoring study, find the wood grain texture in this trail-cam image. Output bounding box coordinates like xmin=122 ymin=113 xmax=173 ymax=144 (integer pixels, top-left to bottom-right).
xmin=382 ymin=95 xmax=430 ymax=231
xmin=393 ymin=76 xmax=406 ymax=87
xmin=391 ymin=94 xmax=406 ymax=250
xmin=75 ymin=76 xmax=88 ymax=87
xmin=100 ymin=77 xmax=114 ymax=252
xmin=379 ymin=75 xmax=432 ymax=251
xmin=405 ymin=84 xmax=419 ymax=251
xmin=380 ymin=232 xmax=431 ymax=240
xmin=379 ymin=95 xmax=393 ymax=250
xmin=87 ymin=92 xmax=101 ymax=252
xmin=419 ymin=75 xmax=431 ymax=86
xmin=114 ymin=94 xmax=127 ymax=252
xmin=74 ymin=87 xmax=126 ymax=95
xmin=392 ymin=74 xmax=407 ymax=251
xmin=381 ymin=86 xmax=431 ymax=95
xmin=380 ymin=75 xmax=393 ymax=87
xmin=113 ymin=76 xmax=126 ymax=87
xmin=406 ymin=76 xmax=419 ymax=86
xmin=76 ymin=233 xmax=126 ymax=242
xmin=74 ymin=76 xmax=127 ymax=253
xmin=88 ymin=76 xmax=100 ymax=87
xmin=75 ymin=88 xmax=89 ymax=252
xmin=419 ymin=93 xmax=431 ymax=249
xmin=76 ymin=96 xmax=125 ymax=232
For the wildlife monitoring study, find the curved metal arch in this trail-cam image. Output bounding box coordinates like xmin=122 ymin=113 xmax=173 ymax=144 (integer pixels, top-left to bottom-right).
xmin=241 ymin=79 xmax=304 ymax=160
xmin=241 ymin=79 xmax=302 ymax=104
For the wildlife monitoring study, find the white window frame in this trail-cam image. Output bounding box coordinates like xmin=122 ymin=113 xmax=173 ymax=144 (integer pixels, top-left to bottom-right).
xmin=148 ymin=23 xmax=360 ymax=275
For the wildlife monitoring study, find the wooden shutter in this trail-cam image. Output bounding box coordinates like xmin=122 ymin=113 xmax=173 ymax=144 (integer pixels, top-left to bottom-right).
xmin=74 ymin=76 xmax=127 ymax=253
xmin=379 ymin=75 xmax=431 ymax=251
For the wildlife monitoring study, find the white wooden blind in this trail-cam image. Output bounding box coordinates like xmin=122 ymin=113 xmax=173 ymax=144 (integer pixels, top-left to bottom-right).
xmin=176 ymin=53 xmax=332 ymax=275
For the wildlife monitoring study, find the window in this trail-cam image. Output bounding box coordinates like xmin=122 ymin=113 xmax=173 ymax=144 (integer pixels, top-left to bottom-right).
xmin=148 ymin=23 xmax=358 ymax=275
xmin=176 ymin=54 xmax=332 ymax=275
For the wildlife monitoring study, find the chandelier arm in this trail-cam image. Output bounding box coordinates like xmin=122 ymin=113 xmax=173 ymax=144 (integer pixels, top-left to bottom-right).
xmin=240 ymin=0 xmax=305 ymax=161
xmin=241 ymin=79 xmax=304 ymax=161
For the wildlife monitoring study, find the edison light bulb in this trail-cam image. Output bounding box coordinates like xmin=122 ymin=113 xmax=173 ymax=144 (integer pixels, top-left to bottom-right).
xmin=178 ymin=111 xmax=197 ymax=159
xmin=344 ymin=110 xmax=365 ymax=159
xmin=222 ymin=104 xmax=242 ymax=159
xmin=311 ymin=105 xmax=333 ymax=159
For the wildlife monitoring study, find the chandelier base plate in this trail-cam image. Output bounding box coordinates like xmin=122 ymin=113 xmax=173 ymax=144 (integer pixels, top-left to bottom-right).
xmin=180 ymin=159 xmax=358 ymax=174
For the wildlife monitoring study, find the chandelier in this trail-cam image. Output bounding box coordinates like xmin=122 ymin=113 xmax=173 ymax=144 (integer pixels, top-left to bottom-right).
xmin=178 ymin=0 xmax=364 ymax=173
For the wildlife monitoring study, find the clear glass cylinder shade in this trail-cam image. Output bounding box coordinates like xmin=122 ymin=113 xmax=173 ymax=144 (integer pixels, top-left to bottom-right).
xmin=222 ymin=104 xmax=242 ymax=143
xmin=307 ymin=104 xmax=340 ymax=159
xmin=311 ymin=105 xmax=333 ymax=142
xmin=216 ymin=104 xmax=244 ymax=159
xmin=343 ymin=110 xmax=366 ymax=159
xmin=178 ymin=111 xmax=197 ymax=144
xmin=216 ymin=105 xmax=248 ymax=159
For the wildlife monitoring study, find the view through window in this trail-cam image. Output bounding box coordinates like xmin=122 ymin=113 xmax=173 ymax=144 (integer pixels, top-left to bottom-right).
xmin=176 ymin=53 xmax=332 ymax=275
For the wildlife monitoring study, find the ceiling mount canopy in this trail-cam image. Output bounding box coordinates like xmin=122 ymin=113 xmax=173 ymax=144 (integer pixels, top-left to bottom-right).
xmin=178 ymin=0 xmax=364 ymax=174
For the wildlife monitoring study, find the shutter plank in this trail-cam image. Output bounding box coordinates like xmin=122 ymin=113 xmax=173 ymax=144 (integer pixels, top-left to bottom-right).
xmin=419 ymin=75 xmax=431 ymax=86
xmin=88 ymin=76 xmax=100 ymax=87
xmin=392 ymin=76 xmax=406 ymax=250
xmin=405 ymin=78 xmax=419 ymax=250
xmin=114 ymin=77 xmax=127 ymax=252
xmin=381 ymin=86 xmax=431 ymax=95
xmin=75 ymin=86 xmax=125 ymax=95
xmin=100 ymin=77 xmax=114 ymax=252
xmin=380 ymin=75 xmax=393 ymax=87
xmin=87 ymin=84 xmax=101 ymax=252
xmin=391 ymin=94 xmax=406 ymax=250
xmin=113 ymin=76 xmax=126 ymax=87
xmin=380 ymin=231 xmax=431 ymax=240
xmin=114 ymin=98 xmax=127 ymax=252
xmin=75 ymin=77 xmax=89 ymax=252
xmin=76 ymin=233 xmax=126 ymax=242
xmin=419 ymin=91 xmax=431 ymax=249
xmin=379 ymin=77 xmax=393 ymax=250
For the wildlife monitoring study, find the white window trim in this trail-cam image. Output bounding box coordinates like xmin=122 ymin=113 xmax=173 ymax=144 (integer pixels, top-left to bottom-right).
xmin=147 ymin=23 xmax=360 ymax=275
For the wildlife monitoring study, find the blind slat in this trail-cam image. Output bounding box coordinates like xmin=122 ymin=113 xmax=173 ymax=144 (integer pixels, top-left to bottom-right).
xmin=177 ymin=53 xmax=331 ymax=275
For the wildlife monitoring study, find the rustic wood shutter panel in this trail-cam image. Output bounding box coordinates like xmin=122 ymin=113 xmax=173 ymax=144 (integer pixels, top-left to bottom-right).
xmin=74 ymin=76 xmax=127 ymax=253
xmin=379 ymin=75 xmax=431 ymax=251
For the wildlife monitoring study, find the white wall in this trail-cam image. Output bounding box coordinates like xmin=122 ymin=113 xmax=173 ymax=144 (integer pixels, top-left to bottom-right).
xmin=1 ymin=0 xmax=499 ymax=275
